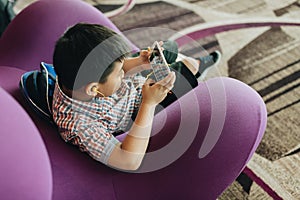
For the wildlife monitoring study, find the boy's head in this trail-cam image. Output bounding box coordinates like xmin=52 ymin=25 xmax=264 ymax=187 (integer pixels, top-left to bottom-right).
xmin=53 ymin=23 xmax=130 ymax=93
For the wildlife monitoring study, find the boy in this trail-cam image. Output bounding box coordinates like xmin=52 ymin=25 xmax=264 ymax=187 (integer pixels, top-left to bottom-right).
xmin=52 ymin=23 xmax=220 ymax=171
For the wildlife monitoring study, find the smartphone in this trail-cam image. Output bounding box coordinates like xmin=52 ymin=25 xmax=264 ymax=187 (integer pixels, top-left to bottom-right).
xmin=149 ymin=41 xmax=170 ymax=82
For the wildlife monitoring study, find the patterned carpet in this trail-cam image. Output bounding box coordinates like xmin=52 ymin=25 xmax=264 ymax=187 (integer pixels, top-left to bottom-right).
xmin=229 ymin=27 xmax=300 ymax=161
xmin=97 ymin=1 xmax=219 ymax=55
xmin=13 ymin=0 xmax=300 ymax=199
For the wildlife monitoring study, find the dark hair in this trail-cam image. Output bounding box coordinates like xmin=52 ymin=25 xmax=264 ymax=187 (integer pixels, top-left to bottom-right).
xmin=53 ymin=23 xmax=130 ymax=90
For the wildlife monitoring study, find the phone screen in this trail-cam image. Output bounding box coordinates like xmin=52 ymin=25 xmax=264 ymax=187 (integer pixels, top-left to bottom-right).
xmin=149 ymin=41 xmax=170 ymax=82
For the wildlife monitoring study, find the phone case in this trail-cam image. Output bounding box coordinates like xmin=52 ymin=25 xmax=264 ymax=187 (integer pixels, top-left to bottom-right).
xmin=150 ymin=41 xmax=170 ymax=82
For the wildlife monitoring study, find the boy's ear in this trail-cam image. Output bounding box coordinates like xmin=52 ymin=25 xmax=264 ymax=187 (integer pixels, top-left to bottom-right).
xmin=85 ymin=82 xmax=100 ymax=96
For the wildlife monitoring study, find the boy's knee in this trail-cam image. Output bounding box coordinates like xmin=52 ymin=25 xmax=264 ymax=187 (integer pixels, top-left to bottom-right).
xmin=162 ymin=40 xmax=178 ymax=64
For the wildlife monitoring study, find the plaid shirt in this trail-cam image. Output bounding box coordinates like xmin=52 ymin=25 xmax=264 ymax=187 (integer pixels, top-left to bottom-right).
xmin=52 ymin=74 xmax=145 ymax=164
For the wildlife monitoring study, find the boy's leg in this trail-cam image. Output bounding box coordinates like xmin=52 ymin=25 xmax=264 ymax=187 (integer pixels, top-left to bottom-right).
xmin=178 ymin=51 xmax=222 ymax=79
xmin=132 ymin=41 xmax=221 ymax=110
xmin=158 ymin=61 xmax=198 ymax=110
xmin=159 ymin=41 xmax=222 ymax=109
xmin=158 ymin=50 xmax=221 ymax=109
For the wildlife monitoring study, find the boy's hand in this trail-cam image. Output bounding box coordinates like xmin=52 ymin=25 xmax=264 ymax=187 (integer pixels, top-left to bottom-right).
xmin=139 ymin=49 xmax=152 ymax=64
xmin=141 ymin=72 xmax=176 ymax=106
xmin=139 ymin=42 xmax=164 ymax=64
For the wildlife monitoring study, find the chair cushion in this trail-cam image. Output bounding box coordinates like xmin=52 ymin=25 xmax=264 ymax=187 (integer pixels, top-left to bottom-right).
xmin=0 ymin=66 xmax=267 ymax=199
xmin=0 ymin=87 xmax=52 ymax=200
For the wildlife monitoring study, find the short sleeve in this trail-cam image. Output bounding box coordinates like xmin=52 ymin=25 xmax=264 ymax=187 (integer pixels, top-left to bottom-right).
xmin=76 ymin=124 xmax=121 ymax=164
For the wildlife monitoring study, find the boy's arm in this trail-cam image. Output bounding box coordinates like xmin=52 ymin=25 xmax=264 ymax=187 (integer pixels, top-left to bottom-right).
xmin=107 ymin=101 xmax=155 ymax=171
xmin=107 ymin=72 xmax=176 ymax=171
xmin=123 ymin=50 xmax=152 ymax=75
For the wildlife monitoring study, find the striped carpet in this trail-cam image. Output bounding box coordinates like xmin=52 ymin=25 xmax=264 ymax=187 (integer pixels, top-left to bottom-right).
xmin=228 ymin=27 xmax=300 ymax=161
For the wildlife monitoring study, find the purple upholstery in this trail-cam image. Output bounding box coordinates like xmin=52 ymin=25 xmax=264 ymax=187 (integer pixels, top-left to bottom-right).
xmin=0 ymin=66 xmax=267 ymax=199
xmin=0 ymin=0 xmax=138 ymax=71
xmin=0 ymin=87 xmax=52 ymax=200
xmin=0 ymin=0 xmax=267 ymax=199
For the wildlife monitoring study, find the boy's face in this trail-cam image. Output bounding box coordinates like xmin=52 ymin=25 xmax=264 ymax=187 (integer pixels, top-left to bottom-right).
xmin=98 ymin=60 xmax=125 ymax=97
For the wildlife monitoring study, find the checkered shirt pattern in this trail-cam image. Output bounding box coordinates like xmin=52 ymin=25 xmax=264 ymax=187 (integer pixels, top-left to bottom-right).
xmin=52 ymin=74 xmax=146 ymax=164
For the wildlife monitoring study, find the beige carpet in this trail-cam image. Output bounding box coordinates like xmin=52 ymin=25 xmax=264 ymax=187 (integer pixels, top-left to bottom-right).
xmin=219 ymin=180 xmax=272 ymax=200
xmin=228 ymin=27 xmax=300 ymax=161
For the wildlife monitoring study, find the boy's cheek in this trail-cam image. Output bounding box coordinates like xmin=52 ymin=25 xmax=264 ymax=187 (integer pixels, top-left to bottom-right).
xmin=114 ymin=81 xmax=122 ymax=94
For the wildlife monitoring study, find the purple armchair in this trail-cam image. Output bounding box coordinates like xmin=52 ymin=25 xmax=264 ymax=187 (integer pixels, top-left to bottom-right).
xmin=0 ymin=0 xmax=267 ymax=199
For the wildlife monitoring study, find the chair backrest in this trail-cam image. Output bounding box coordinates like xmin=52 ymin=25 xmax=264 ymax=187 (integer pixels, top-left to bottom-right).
xmin=0 ymin=0 xmax=139 ymax=71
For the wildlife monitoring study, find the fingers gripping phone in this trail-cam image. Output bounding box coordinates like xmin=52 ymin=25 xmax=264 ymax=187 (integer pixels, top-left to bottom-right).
xmin=149 ymin=41 xmax=170 ymax=82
